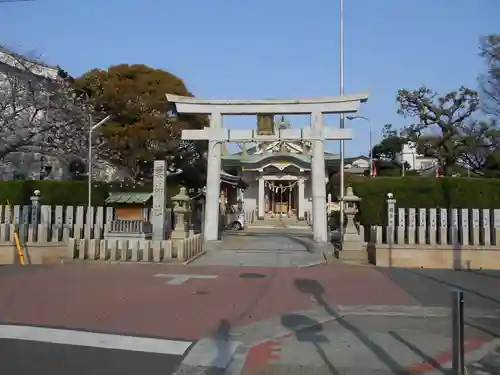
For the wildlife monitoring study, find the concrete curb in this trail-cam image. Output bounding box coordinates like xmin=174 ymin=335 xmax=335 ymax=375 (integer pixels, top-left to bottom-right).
xmin=297 ymin=260 xmax=327 ymax=268
xmin=182 ymin=251 xmax=206 ymax=266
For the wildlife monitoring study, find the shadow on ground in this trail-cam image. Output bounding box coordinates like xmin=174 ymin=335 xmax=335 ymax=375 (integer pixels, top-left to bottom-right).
xmin=282 ymin=278 xmax=415 ymax=375
xmin=376 ymin=268 xmax=500 ymax=310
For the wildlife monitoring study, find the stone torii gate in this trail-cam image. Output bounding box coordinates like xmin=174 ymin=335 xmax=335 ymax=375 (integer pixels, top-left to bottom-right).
xmin=166 ymin=93 xmax=369 ymax=246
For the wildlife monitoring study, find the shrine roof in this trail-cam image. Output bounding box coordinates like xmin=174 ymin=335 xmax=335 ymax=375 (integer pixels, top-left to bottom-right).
xmin=221 ymin=171 xmax=249 ymax=188
xmin=105 ymin=192 xmax=153 ymax=204
xmin=223 ymin=152 xmax=339 ymax=164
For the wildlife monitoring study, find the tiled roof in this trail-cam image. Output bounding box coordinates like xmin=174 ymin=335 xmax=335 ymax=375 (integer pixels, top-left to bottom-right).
xmin=105 ymin=192 xmax=152 ymax=204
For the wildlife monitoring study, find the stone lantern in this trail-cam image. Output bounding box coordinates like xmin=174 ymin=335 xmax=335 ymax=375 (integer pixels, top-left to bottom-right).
xmin=339 ymin=186 xmax=366 ymax=264
xmin=171 ymin=187 xmax=191 ymax=239
xmin=343 ymin=186 xmax=361 ymax=237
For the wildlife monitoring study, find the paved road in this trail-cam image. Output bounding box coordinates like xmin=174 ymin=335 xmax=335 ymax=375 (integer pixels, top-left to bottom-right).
xmin=1 ymin=263 xmax=500 ymax=374
xmin=378 ymin=267 xmax=500 ymax=310
xmin=0 ymin=325 xmax=192 ymax=375
xmin=241 ymin=311 xmax=500 ymax=374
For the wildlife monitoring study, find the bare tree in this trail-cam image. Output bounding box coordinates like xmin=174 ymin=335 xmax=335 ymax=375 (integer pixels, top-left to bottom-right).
xmin=459 ymin=119 xmax=500 ymax=173
xmin=0 ymin=47 xmax=88 ymax=162
xmin=480 ymin=35 xmax=500 ymax=118
xmin=397 ymin=86 xmax=479 ymax=175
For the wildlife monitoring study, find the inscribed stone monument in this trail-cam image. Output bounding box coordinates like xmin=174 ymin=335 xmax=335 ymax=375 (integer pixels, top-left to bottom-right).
xmin=152 ymin=160 xmax=168 ymax=241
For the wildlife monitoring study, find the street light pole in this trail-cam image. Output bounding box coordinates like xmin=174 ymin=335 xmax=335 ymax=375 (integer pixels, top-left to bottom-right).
xmin=339 ymin=0 xmax=345 ymax=237
xmin=347 ymin=116 xmax=372 ymax=177
xmin=87 ymin=113 xmax=92 ymax=240
xmin=87 ymin=114 xmax=111 ymax=240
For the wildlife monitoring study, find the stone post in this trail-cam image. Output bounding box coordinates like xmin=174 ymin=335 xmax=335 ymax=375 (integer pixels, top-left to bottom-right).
xmin=152 ymin=160 xmax=168 ymax=241
xmin=298 ymin=177 xmax=305 ymax=220
xmin=200 ymin=186 xmax=206 ymax=235
xmin=171 ymin=187 xmax=191 ymax=240
xmin=258 ymin=175 xmax=264 ymax=219
xmin=29 ymin=189 xmax=41 ymax=242
xmin=339 ymin=186 xmax=365 ymax=264
xmin=386 ymin=193 xmax=396 ymax=246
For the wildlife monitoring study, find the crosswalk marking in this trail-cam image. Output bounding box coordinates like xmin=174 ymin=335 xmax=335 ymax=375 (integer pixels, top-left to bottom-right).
xmin=0 ymin=324 xmax=192 ymax=355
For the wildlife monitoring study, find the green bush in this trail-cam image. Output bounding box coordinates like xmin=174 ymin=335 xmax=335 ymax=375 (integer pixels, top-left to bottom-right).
xmin=0 ymin=180 xmax=180 ymax=206
xmin=331 ymin=176 xmax=500 ymax=226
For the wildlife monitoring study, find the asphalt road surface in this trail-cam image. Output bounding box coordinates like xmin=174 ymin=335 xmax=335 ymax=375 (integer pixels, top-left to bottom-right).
xmin=0 ymin=325 xmax=193 ymax=375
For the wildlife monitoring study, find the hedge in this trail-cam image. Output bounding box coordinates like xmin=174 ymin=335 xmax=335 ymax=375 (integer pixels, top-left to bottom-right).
xmin=0 ymin=180 xmax=180 ymax=207
xmin=3 ymin=177 xmax=500 ymax=227
xmin=331 ymin=176 xmax=500 ymax=226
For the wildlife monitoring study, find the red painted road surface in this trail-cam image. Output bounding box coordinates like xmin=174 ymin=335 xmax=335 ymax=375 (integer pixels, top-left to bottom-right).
xmin=0 ymin=263 xmax=419 ymax=340
xmin=242 ymin=335 xmax=489 ymax=375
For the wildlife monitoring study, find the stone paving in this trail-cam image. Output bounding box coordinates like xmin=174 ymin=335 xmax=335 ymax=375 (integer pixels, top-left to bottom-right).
xmin=190 ymin=229 xmax=327 ymax=267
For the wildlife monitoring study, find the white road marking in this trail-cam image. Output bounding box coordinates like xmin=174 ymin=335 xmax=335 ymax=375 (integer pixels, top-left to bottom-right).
xmin=0 ymin=325 xmax=192 ymax=355
xmin=153 ymin=273 xmax=218 ymax=285
xmin=336 ymin=305 xmax=500 ymax=319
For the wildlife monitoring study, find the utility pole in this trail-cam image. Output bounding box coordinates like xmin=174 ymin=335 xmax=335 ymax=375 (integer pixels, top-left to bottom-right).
xmin=339 ymin=0 xmax=345 ymax=237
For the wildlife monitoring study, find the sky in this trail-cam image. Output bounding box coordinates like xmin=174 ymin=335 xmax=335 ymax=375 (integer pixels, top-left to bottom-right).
xmin=1 ymin=0 xmax=498 ymax=157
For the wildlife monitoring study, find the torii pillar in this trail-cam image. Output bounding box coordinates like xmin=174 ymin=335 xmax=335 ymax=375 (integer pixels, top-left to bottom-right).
xmin=166 ymin=93 xmax=369 ymax=246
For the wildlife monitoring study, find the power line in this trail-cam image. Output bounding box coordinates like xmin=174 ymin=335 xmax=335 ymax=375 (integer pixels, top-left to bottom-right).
xmin=0 ymin=0 xmax=36 ymax=3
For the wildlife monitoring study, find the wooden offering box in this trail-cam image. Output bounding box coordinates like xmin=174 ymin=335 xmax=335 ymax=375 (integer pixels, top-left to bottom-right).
xmin=105 ymin=192 xmax=153 ymax=220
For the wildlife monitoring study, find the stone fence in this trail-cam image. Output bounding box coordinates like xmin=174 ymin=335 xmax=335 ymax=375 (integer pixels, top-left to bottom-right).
xmin=243 ymin=209 xmax=257 ymax=225
xmin=367 ymin=207 xmax=500 ymax=247
xmin=0 ymin=205 xmax=175 ymax=243
xmin=0 ymin=188 xmax=205 ymax=264
xmin=68 ymin=234 xmax=203 ymax=263
xmin=364 ymin=194 xmax=500 ymax=269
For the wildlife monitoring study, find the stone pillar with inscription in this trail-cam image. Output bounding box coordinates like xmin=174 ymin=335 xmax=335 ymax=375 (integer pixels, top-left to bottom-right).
xmin=471 ymin=209 xmax=480 ymax=245
xmin=152 ymin=160 xmax=168 ymax=241
xmin=440 ymin=208 xmax=448 ymax=245
xmin=386 ymin=193 xmax=396 ymax=246
xmin=408 ymin=208 xmax=416 ymax=245
xmin=29 ymin=190 xmax=41 ymax=242
xmin=461 ymin=208 xmax=469 ymax=246
xmin=482 ymin=209 xmax=491 ymax=246
xmin=418 ymin=208 xmax=426 ymax=245
xmin=429 ymin=208 xmax=437 ymax=245
xmin=451 ymin=208 xmax=459 ymax=246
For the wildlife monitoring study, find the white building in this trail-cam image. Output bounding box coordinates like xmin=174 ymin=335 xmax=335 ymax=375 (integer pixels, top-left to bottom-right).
xmin=395 ymin=142 xmax=436 ymax=171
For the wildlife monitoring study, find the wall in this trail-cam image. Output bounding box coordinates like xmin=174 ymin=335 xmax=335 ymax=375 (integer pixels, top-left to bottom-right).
xmin=368 ymin=245 xmax=500 ymax=269
xmin=303 ymin=179 xmax=313 ymax=213
xmin=242 ymin=171 xmax=258 ymax=212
